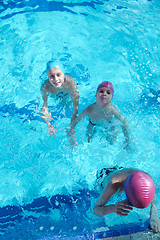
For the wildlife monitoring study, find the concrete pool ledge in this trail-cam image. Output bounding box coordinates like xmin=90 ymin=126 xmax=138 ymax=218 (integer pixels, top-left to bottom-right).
xmin=93 ymin=230 xmax=160 ymax=240
xmin=37 ymin=230 xmax=160 ymax=240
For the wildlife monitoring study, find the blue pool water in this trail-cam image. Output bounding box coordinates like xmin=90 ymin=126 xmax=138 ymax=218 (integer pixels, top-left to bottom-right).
xmin=0 ymin=0 xmax=160 ymax=239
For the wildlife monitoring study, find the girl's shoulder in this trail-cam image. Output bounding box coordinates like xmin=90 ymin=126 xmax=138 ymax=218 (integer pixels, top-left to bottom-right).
xmin=41 ymin=80 xmax=51 ymax=91
xmin=64 ymin=74 xmax=77 ymax=90
xmin=108 ymin=104 xmax=119 ymax=114
xmin=86 ymin=103 xmax=96 ymax=111
xmin=65 ymin=74 xmax=75 ymax=83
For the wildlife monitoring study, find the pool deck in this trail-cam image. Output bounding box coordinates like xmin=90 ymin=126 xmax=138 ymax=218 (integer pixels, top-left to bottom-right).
xmin=94 ymin=230 xmax=160 ymax=240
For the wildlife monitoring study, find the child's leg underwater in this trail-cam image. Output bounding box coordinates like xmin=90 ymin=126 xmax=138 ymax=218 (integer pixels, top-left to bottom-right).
xmin=87 ymin=122 xmax=96 ymax=142
xmin=106 ymin=125 xmax=120 ymax=145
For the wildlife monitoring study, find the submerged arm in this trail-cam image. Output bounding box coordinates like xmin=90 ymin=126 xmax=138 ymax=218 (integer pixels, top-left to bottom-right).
xmin=67 ymin=75 xmax=79 ymax=122
xmin=68 ymin=108 xmax=88 ymax=145
xmin=40 ymin=84 xmax=56 ymax=137
xmin=114 ymin=109 xmax=131 ymax=149
xmin=71 ymin=91 xmax=79 ymax=122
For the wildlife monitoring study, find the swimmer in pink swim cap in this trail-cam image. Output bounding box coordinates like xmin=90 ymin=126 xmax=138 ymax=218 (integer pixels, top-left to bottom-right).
xmin=68 ymin=81 xmax=131 ymax=151
xmin=96 ymin=81 xmax=114 ymax=98
xmin=93 ymin=167 xmax=160 ymax=233
xmin=40 ymin=60 xmax=79 ymax=137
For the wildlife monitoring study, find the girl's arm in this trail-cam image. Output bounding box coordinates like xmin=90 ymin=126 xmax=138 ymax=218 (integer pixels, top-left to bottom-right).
xmin=115 ymin=112 xmax=130 ymax=141
xmin=70 ymin=91 xmax=79 ymax=123
xmin=66 ymin=75 xmax=79 ymax=123
xmin=40 ymin=84 xmax=56 ymax=137
xmin=113 ymin=108 xmax=131 ymax=149
xmin=68 ymin=108 xmax=88 ymax=145
xmin=93 ymin=179 xmax=133 ymax=216
xmin=93 ymin=181 xmax=118 ymax=216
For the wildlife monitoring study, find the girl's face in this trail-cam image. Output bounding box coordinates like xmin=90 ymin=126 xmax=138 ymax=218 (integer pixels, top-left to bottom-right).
xmin=48 ymin=68 xmax=64 ymax=88
xmin=96 ymin=87 xmax=113 ymax=105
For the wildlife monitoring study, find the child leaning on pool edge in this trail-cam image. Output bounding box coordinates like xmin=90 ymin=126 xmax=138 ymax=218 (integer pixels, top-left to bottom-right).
xmin=68 ymin=81 xmax=131 ymax=150
xmin=93 ymin=167 xmax=160 ymax=233
xmin=40 ymin=60 xmax=79 ymax=137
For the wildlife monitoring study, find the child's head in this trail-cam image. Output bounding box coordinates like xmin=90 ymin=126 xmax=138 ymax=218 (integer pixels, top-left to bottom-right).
xmin=96 ymin=81 xmax=114 ymax=99
xmin=47 ymin=60 xmax=65 ymax=88
xmin=96 ymin=81 xmax=114 ymax=105
xmin=124 ymin=171 xmax=155 ymax=208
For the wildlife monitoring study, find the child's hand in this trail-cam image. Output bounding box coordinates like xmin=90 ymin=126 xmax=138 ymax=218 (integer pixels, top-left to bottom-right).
xmin=116 ymin=199 xmax=133 ymax=216
xmin=48 ymin=124 xmax=57 ymax=137
xmin=40 ymin=107 xmax=53 ymax=120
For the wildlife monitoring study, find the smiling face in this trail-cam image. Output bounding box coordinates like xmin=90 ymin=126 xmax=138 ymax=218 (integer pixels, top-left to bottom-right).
xmin=48 ymin=68 xmax=64 ymax=88
xmin=96 ymin=87 xmax=113 ymax=106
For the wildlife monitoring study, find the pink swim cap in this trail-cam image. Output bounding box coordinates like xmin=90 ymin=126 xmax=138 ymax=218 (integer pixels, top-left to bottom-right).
xmin=96 ymin=81 xmax=114 ymax=98
xmin=124 ymin=171 xmax=155 ymax=209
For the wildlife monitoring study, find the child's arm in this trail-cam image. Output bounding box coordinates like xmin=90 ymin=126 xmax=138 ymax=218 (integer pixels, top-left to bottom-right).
xmin=68 ymin=108 xmax=88 ymax=145
xmin=93 ymin=181 xmax=133 ymax=216
xmin=113 ymin=109 xmax=130 ymax=149
xmin=93 ymin=181 xmax=117 ymax=216
xmin=40 ymin=85 xmax=57 ymax=137
xmin=66 ymin=75 xmax=79 ymax=122
xmin=149 ymin=193 xmax=160 ymax=233
xmin=70 ymin=89 xmax=79 ymax=123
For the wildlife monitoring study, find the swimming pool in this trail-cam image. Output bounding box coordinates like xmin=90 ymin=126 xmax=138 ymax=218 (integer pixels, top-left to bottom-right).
xmin=0 ymin=0 xmax=160 ymax=239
